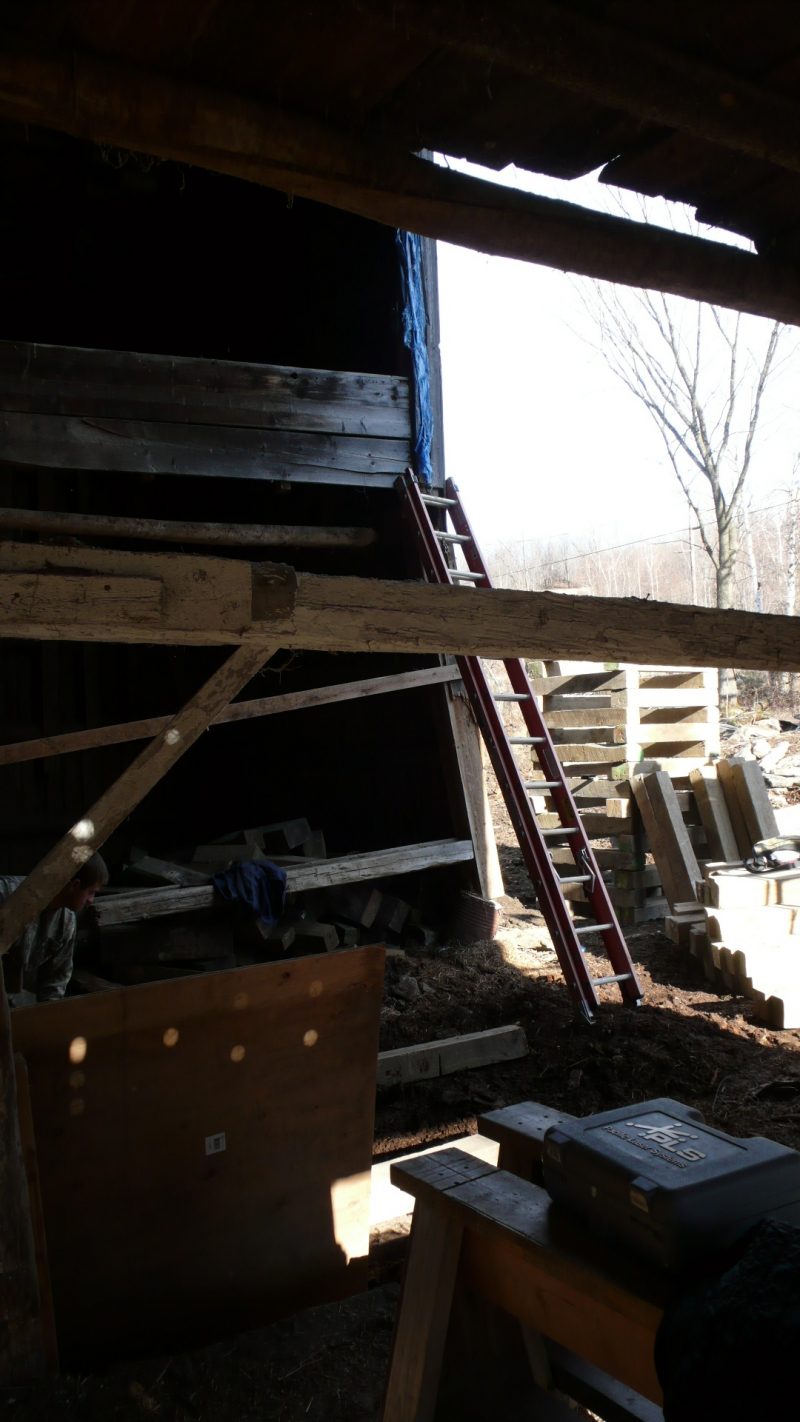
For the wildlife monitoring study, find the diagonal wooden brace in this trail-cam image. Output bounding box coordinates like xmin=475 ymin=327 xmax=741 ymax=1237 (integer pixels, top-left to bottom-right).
xmin=0 ymin=643 xmax=277 ymax=957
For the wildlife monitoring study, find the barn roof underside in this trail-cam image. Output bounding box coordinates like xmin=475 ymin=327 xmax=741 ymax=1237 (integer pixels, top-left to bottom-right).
xmin=1 ymin=1 xmax=799 ymax=317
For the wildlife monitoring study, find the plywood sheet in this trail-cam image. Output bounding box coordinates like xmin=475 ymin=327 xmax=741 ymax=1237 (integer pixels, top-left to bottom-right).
xmin=12 ymin=945 xmax=384 ymax=1364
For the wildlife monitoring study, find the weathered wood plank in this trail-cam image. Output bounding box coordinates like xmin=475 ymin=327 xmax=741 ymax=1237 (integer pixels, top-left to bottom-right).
xmin=0 ymin=572 xmax=164 ymax=628
xmin=630 ymin=773 xmax=701 ymax=910
xmin=0 ymin=645 xmax=276 ymax=955
xmin=0 ymin=507 xmax=377 ymax=549
xmin=93 ymin=839 xmax=475 ymax=926
xmin=0 ymin=413 xmax=409 ymax=482
xmin=0 ymin=46 xmax=798 ymax=326
xmin=2 ymin=544 xmax=800 ymax=670
xmin=544 ymin=708 xmax=627 ymax=729
xmin=0 ymin=664 xmax=461 ymax=768
xmin=0 ymin=339 xmax=410 ymax=437
xmin=377 ymin=1026 xmax=527 ymax=1087
xmin=534 ymin=673 xmax=626 ymax=696
xmin=724 ymin=759 xmax=779 ymax=848
xmin=689 ymin=769 xmax=740 ymax=863
xmin=633 ymin=723 xmax=710 ymax=743
xmin=715 ymin=759 xmax=754 ymax=858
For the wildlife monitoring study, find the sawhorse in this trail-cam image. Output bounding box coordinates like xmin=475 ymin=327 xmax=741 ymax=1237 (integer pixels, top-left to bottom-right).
xmin=383 ymin=1128 xmax=668 ymax=1420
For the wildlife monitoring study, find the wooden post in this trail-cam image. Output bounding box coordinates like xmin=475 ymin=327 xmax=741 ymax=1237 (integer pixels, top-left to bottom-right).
xmin=0 ymin=980 xmax=45 ymax=1383
xmin=0 ymin=644 xmax=277 ymax=956
xmin=445 ymin=684 xmax=505 ymax=900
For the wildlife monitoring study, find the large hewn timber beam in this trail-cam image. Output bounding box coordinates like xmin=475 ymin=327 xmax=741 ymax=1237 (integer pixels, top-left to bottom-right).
xmin=0 ymin=507 xmax=376 ymax=549
xmin=0 ymin=643 xmax=276 ymax=956
xmin=0 ymin=45 xmax=799 ymax=324
xmin=360 ymin=0 xmax=800 ymax=179
xmin=1 ymin=542 xmax=799 ymax=671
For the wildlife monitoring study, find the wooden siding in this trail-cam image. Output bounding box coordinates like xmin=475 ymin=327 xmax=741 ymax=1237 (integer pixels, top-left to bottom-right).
xmin=0 ymin=341 xmax=411 ymax=488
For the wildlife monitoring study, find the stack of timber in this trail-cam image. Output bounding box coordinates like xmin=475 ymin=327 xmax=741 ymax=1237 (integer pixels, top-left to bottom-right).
xmin=81 ymin=820 xmax=470 ymax=989
xmin=635 ymin=758 xmax=798 ymax=1026
xmin=689 ymin=864 xmax=800 ymax=1029
xmin=527 ymin=664 xmax=718 ymax=924
xmin=635 ymin=755 xmax=778 ymax=937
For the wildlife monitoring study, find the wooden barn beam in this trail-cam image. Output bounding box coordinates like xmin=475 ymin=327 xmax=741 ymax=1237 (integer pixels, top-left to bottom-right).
xmin=0 ymin=507 xmax=376 ymax=549
xmin=0 ymin=644 xmax=276 ymax=957
xmin=0 ymin=45 xmax=799 ymax=324
xmin=0 ymin=664 xmax=463 ymax=768
xmin=1 ymin=542 xmax=800 ymax=671
xmin=361 ymin=0 xmax=800 ymax=180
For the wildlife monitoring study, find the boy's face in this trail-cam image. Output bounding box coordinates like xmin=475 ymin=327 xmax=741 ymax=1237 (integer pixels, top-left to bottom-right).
xmin=63 ymin=879 xmax=100 ymax=913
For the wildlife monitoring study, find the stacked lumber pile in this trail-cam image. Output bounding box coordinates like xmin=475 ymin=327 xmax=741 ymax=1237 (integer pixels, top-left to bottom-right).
xmin=78 ymin=819 xmax=474 ymax=991
xmin=527 ymin=664 xmax=718 ymax=923
xmin=690 ymin=865 xmax=800 ymax=1029
xmin=632 ymin=758 xmax=800 ymax=1027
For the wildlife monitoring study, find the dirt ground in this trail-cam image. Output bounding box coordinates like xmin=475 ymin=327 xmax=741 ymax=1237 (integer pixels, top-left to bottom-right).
xmin=7 ymin=778 xmax=800 ymax=1421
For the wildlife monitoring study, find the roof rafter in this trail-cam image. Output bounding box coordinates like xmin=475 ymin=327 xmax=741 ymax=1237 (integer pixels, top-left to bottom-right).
xmin=0 ymin=43 xmax=799 ymax=322
xmin=359 ymin=0 xmax=800 ymax=180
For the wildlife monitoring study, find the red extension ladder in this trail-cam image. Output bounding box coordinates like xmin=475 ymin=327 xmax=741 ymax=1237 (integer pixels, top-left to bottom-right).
xmin=399 ymin=472 xmax=643 ymax=1022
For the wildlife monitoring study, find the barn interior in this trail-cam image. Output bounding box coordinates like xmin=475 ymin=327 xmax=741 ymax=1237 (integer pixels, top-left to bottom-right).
xmin=2 ymin=3 xmax=800 ymax=1417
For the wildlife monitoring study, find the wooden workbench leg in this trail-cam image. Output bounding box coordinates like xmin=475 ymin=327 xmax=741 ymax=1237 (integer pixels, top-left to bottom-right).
xmin=15 ymin=1055 xmax=58 ymax=1372
xmin=0 ymin=983 xmax=45 ymax=1384
xmin=382 ymin=1202 xmax=464 ymax=1422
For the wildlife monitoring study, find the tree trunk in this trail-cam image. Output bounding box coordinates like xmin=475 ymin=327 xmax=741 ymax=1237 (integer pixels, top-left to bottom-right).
xmin=717 ymin=521 xmax=739 ymax=706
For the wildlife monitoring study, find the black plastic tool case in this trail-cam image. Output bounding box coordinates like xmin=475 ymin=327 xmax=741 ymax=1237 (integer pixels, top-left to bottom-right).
xmin=542 ymin=1097 xmax=800 ymax=1271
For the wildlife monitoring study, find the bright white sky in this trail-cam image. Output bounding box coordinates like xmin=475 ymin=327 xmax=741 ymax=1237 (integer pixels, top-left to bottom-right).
xmin=436 ymin=160 xmax=800 ymax=574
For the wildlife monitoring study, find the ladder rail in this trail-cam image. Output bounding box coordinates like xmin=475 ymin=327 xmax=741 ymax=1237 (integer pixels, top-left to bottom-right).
xmin=443 ymin=476 xmax=643 ymax=1005
xmin=401 ymin=473 xmax=643 ymax=1017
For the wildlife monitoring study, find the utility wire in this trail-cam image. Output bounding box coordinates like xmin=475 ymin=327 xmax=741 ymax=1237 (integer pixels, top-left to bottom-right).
xmin=498 ymin=495 xmax=797 ymax=568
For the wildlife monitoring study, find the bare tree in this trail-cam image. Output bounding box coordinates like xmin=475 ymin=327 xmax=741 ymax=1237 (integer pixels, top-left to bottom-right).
xmin=584 ymin=282 xmax=783 ymax=612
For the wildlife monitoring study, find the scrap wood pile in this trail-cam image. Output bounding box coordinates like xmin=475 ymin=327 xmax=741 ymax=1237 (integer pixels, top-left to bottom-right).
xmin=76 ymin=818 xmax=476 ymax=992
xmin=631 ymin=757 xmax=800 ymax=1028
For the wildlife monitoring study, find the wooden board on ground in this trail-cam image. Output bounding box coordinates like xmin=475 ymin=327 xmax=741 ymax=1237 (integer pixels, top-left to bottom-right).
xmin=11 ymin=945 xmax=384 ymax=1364
xmin=376 ymin=1025 xmax=528 ymax=1088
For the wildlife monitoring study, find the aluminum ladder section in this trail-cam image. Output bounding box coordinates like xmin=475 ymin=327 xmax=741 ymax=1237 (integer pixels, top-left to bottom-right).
xmin=398 ymin=472 xmax=643 ymax=1021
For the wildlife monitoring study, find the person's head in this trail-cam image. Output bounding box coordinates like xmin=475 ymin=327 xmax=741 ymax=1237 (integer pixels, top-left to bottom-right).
xmin=55 ymin=852 xmax=109 ymax=913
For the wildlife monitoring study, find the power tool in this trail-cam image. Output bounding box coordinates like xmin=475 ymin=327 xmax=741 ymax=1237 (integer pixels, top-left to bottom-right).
xmin=744 ymin=834 xmax=800 ymax=873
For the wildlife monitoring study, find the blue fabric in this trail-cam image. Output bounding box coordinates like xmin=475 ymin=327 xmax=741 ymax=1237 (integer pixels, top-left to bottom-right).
xmin=212 ymin=860 xmax=287 ymax=926
xmin=396 ymin=229 xmax=434 ymax=486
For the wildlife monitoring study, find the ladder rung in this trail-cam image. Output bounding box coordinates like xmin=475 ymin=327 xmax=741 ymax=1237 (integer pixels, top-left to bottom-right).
xmin=542 ymin=827 xmax=578 ymax=837
xmin=575 ymin=923 xmax=613 ymax=935
xmin=559 ymin=874 xmax=592 ymax=885
xmin=437 ymin=532 xmax=471 ymax=544
xmin=450 ymin=570 xmax=484 ymax=582
xmin=524 ymin=780 xmax=559 ymax=789
xmin=422 ymin=493 xmax=458 ymax=506
xmin=494 ymin=693 xmax=531 ymax=702
xmin=509 ymin=736 xmax=545 ymax=745
xmin=593 ymin=973 xmax=634 ymax=986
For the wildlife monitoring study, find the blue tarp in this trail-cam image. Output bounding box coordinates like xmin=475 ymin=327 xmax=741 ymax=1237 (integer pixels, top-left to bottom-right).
xmin=212 ymin=860 xmax=287 ymax=927
xmin=396 ymin=230 xmax=434 ymax=486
